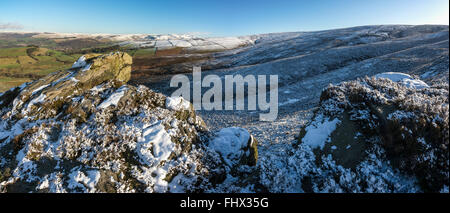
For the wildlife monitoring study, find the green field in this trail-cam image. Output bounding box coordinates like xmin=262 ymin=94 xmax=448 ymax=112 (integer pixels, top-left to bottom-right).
xmin=128 ymin=48 xmax=156 ymax=57
xmin=0 ymin=76 xmax=31 ymax=92
xmin=0 ymin=46 xmax=82 ymax=92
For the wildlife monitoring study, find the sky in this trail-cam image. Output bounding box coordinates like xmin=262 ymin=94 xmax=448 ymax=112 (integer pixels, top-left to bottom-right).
xmin=0 ymin=0 xmax=448 ymax=36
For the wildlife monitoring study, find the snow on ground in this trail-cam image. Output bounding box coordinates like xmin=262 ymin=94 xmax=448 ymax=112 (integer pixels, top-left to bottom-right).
xmin=70 ymin=77 xmax=80 ymax=83
xmin=72 ymin=55 xmax=87 ymax=68
xmin=301 ymin=115 xmax=340 ymax=149
xmin=31 ymin=84 xmax=49 ymax=96
xmin=90 ymin=84 xmax=107 ymax=93
xmin=2 ymin=25 xmax=448 ymax=193
xmin=67 ymin=169 xmax=101 ymax=193
xmin=208 ymin=127 xmax=251 ymax=166
xmin=32 ymin=32 xmax=259 ymax=50
xmin=81 ymin=63 xmax=92 ymax=72
xmin=375 ymin=72 xmax=429 ymax=89
xmin=155 ymin=40 xmax=173 ymax=48
xmin=137 ymin=121 xmax=175 ymax=165
xmin=98 ymin=86 xmax=128 ymax=109
xmin=185 ymin=25 xmax=449 ymax=192
xmin=25 ymin=93 xmax=46 ymax=112
xmin=166 ymin=96 xmax=191 ymax=111
xmin=169 ymin=40 xmax=193 ymax=48
xmin=208 ymin=37 xmax=254 ymax=49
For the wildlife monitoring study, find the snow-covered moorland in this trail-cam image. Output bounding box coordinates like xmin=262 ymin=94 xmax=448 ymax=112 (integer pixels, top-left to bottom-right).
xmin=175 ymin=25 xmax=449 ymax=193
xmin=0 ymin=25 xmax=449 ymax=193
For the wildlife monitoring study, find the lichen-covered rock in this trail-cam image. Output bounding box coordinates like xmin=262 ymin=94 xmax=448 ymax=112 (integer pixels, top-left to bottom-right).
xmin=2 ymin=52 xmax=132 ymax=120
xmin=296 ymin=73 xmax=448 ymax=192
xmin=0 ymin=52 xmax=259 ymax=193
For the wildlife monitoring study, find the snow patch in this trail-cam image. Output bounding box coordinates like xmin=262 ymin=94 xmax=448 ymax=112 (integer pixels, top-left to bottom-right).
xmin=137 ymin=121 xmax=175 ymax=165
xmin=26 ymin=94 xmax=46 ymax=112
xmin=72 ymin=56 xmax=87 ymax=68
xmin=31 ymin=84 xmax=49 ymax=96
xmin=67 ymin=169 xmax=100 ymax=192
xmin=302 ymin=116 xmax=340 ymax=150
xmin=90 ymin=84 xmax=106 ymax=93
xmin=70 ymin=77 xmax=79 ymax=83
xmin=375 ymin=72 xmax=429 ymax=89
xmin=209 ymin=127 xmax=251 ymax=166
xmin=81 ymin=63 xmax=91 ymax=72
xmin=166 ymin=96 xmax=191 ymax=111
xmin=98 ymin=86 xmax=128 ymax=109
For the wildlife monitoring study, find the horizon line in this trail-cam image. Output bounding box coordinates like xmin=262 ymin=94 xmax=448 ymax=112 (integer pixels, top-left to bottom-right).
xmin=1 ymin=24 xmax=448 ymax=38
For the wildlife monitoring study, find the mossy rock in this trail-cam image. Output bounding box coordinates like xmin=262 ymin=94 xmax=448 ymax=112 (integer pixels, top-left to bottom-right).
xmin=11 ymin=52 xmax=132 ymax=119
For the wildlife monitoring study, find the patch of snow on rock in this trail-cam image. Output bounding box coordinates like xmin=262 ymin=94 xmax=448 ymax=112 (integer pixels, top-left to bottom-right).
xmin=209 ymin=127 xmax=251 ymax=166
xmin=67 ymin=169 xmax=101 ymax=193
xmin=98 ymin=86 xmax=128 ymax=109
xmin=26 ymin=93 xmax=46 ymax=112
xmin=31 ymin=84 xmax=49 ymax=96
xmin=81 ymin=63 xmax=92 ymax=72
xmin=301 ymin=115 xmax=340 ymax=150
xmin=375 ymin=72 xmax=429 ymax=89
xmin=166 ymin=96 xmax=191 ymax=111
xmin=137 ymin=121 xmax=175 ymax=164
xmin=72 ymin=55 xmax=87 ymax=68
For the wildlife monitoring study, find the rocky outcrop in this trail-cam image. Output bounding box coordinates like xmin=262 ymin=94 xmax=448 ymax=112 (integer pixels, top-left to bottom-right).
xmin=0 ymin=52 xmax=259 ymax=193
xmin=296 ymin=73 xmax=448 ymax=192
xmin=2 ymin=52 xmax=132 ymax=119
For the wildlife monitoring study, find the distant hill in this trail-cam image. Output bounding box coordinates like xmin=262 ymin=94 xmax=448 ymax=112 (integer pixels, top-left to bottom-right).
xmin=0 ymin=32 xmax=258 ymax=92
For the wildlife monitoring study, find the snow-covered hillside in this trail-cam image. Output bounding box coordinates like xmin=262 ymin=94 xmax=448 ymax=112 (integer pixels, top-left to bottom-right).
xmin=143 ymin=25 xmax=449 ymax=192
xmin=0 ymin=25 xmax=448 ymax=193
xmin=31 ymin=32 xmax=259 ymax=51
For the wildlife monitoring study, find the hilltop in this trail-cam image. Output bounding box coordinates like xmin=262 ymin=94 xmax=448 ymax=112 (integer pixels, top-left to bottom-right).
xmin=0 ymin=25 xmax=448 ymax=192
xmin=0 ymin=52 xmax=259 ymax=192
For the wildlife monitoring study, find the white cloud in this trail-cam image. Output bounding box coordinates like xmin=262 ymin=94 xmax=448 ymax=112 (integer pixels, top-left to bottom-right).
xmin=0 ymin=22 xmax=24 ymax=30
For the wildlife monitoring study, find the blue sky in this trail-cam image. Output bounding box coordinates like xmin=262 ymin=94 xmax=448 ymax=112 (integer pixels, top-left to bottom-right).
xmin=0 ymin=0 xmax=448 ymax=36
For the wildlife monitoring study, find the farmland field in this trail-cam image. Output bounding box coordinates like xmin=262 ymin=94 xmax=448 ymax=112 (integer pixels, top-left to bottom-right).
xmin=0 ymin=46 xmax=82 ymax=91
